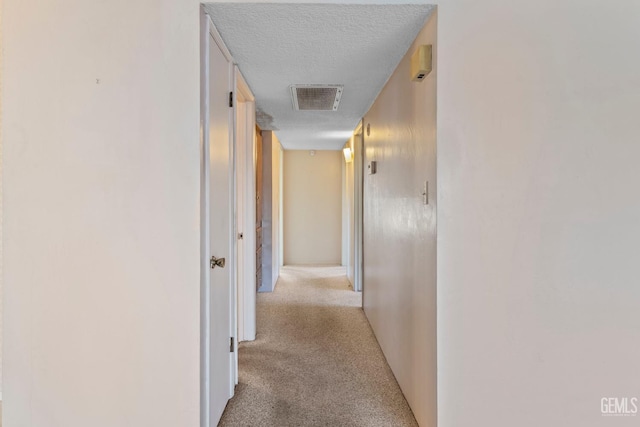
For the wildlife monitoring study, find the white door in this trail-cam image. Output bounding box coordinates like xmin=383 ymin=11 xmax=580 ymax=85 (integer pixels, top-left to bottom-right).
xmin=205 ymin=23 xmax=234 ymax=425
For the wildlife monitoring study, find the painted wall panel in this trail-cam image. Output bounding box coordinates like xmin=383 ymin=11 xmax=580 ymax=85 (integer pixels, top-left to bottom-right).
xmin=2 ymin=0 xmax=201 ymax=425
xmin=437 ymin=1 xmax=640 ymax=426
xmin=363 ymin=11 xmax=437 ymax=427
xmin=283 ymin=150 xmax=342 ymax=266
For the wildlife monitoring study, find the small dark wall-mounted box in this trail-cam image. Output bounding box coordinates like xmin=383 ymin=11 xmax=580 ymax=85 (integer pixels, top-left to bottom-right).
xmin=368 ymin=161 xmax=377 ymax=175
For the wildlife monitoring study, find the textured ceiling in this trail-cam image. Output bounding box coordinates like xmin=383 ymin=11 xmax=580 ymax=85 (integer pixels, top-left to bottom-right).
xmin=204 ymin=3 xmax=435 ymax=150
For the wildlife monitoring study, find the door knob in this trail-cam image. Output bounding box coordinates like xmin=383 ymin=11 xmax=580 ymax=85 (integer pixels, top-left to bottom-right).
xmin=210 ymin=256 xmax=226 ymax=269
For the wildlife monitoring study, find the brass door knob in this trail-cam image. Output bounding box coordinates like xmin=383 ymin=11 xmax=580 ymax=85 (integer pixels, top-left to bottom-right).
xmin=210 ymin=256 xmax=226 ymax=269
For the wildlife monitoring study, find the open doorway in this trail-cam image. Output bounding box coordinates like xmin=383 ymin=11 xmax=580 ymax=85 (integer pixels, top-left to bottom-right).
xmin=342 ymin=121 xmax=364 ymax=292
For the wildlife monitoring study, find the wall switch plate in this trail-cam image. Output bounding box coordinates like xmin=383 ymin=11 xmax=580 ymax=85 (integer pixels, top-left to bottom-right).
xmin=368 ymin=161 xmax=377 ymax=175
xmin=423 ymin=181 xmax=429 ymax=205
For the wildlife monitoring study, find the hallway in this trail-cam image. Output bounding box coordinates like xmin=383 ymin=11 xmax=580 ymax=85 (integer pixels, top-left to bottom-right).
xmin=219 ymin=266 xmax=417 ymax=426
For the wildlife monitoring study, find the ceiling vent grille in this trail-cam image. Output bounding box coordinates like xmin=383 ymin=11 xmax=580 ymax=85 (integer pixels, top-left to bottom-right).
xmin=290 ymin=85 xmax=344 ymax=111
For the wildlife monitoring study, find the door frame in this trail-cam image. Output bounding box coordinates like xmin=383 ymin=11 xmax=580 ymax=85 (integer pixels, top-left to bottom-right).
xmin=200 ymin=9 xmax=237 ymax=427
xmin=234 ymin=70 xmax=257 ymax=343
xmin=353 ymin=120 xmax=364 ymax=293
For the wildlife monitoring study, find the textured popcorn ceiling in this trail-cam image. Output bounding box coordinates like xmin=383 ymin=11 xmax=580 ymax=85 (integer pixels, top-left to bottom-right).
xmin=204 ymin=3 xmax=435 ymax=149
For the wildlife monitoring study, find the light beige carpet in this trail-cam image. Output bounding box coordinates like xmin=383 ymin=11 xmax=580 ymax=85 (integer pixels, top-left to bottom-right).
xmin=219 ymin=266 xmax=418 ymax=427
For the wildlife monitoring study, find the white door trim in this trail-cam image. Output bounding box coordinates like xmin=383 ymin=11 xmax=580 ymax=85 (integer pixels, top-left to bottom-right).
xmin=227 ymin=48 xmax=238 ymax=400
xmin=199 ymin=11 xmax=211 ymax=427
xmin=208 ymin=14 xmax=233 ymax=63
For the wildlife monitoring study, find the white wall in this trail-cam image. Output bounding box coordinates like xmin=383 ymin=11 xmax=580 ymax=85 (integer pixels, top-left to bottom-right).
xmin=274 ymin=136 xmax=283 ymax=283
xmin=283 ymin=150 xmax=342 ymax=266
xmin=362 ymin=10 xmax=437 ymax=427
xmin=2 ymin=0 xmax=201 ymax=425
xmin=259 ymin=131 xmax=282 ymax=292
xmin=341 ymin=158 xmax=347 ymax=266
xmin=437 ymin=1 xmax=640 ymax=426
xmin=0 ymin=0 xmax=4 ymax=399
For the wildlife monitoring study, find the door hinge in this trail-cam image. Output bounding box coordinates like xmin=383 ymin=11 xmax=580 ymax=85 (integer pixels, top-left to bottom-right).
xmin=230 ymin=337 xmax=235 ymax=352
xmin=229 ymin=91 xmax=233 ymax=108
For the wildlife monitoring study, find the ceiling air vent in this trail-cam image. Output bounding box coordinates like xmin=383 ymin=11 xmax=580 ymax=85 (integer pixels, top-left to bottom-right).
xmin=290 ymin=85 xmax=344 ymax=111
